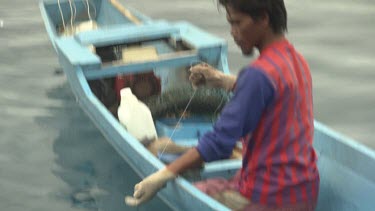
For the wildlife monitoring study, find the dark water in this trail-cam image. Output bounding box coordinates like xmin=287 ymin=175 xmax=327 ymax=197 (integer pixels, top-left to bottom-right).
xmin=0 ymin=0 xmax=374 ymax=210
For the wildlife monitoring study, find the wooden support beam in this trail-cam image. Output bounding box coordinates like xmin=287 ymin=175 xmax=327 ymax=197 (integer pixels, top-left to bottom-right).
xmin=84 ymin=50 xmax=199 ymax=80
xmin=109 ymin=0 xmax=142 ymax=25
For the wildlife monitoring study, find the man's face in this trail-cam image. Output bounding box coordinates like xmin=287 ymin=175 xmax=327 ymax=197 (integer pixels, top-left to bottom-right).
xmin=226 ymin=6 xmax=264 ymax=56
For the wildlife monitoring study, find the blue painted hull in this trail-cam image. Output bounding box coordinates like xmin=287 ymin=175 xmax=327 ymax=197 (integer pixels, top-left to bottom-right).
xmin=40 ymin=1 xmax=375 ymax=210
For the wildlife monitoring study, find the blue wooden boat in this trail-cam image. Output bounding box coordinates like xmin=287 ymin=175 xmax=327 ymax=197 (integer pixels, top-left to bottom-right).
xmin=40 ymin=1 xmax=375 ymax=210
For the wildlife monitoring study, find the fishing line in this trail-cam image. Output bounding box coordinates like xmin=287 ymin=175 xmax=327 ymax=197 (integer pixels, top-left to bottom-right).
xmin=157 ymin=62 xmax=227 ymax=159
xmin=68 ymin=0 xmax=74 ymax=31
xmin=83 ymin=0 xmax=97 ymax=21
xmin=72 ymin=0 xmax=77 ymax=25
xmin=211 ymin=93 xmax=225 ymax=123
xmin=157 ymin=88 xmax=197 ymax=159
xmin=84 ymin=0 xmax=92 ymax=21
xmin=157 ymin=62 xmax=199 ymax=159
xmin=58 ymin=0 xmax=66 ymax=31
xmin=90 ymin=0 xmax=97 ymax=19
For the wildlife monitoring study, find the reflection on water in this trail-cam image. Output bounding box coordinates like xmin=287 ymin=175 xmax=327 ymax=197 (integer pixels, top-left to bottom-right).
xmin=36 ymin=83 xmax=171 ymax=211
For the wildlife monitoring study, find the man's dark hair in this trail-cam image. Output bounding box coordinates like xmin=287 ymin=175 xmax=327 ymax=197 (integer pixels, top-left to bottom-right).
xmin=218 ymin=0 xmax=287 ymax=34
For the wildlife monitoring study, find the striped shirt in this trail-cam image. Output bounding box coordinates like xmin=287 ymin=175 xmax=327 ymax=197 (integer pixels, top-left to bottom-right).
xmin=196 ymin=38 xmax=319 ymax=206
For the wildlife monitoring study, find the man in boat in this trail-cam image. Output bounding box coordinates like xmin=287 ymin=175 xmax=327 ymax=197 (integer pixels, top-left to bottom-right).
xmin=125 ymin=0 xmax=320 ymax=210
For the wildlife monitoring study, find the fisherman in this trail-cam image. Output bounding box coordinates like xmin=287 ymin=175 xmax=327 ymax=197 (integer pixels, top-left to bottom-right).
xmin=125 ymin=0 xmax=320 ymax=210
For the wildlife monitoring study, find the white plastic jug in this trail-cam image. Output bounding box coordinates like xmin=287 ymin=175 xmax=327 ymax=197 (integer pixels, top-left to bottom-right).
xmin=118 ymin=88 xmax=158 ymax=141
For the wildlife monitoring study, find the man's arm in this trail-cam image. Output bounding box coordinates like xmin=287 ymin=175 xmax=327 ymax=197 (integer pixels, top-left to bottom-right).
xmin=196 ymin=67 xmax=275 ymax=161
xmin=167 ymin=147 xmax=203 ymax=174
xmin=125 ymin=67 xmax=275 ymax=206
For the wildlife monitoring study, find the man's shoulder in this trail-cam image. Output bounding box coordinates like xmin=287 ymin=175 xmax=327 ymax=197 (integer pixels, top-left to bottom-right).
xmin=239 ymin=65 xmax=267 ymax=78
xmin=247 ymin=58 xmax=277 ymax=81
xmin=237 ymin=66 xmax=276 ymax=90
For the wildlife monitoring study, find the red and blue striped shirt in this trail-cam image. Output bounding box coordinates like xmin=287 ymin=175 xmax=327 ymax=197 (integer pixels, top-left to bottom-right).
xmin=196 ymin=38 xmax=319 ymax=206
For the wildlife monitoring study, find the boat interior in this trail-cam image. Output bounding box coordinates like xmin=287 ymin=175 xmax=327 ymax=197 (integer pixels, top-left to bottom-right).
xmin=87 ymin=34 xmax=242 ymax=181
xmin=51 ymin=8 xmax=241 ymax=183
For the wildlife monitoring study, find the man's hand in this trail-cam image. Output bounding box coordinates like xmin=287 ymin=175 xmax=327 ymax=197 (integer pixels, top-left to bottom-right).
xmin=125 ymin=168 xmax=176 ymax=206
xmin=211 ymin=190 xmax=250 ymax=211
xmin=189 ymin=63 xmax=236 ymax=91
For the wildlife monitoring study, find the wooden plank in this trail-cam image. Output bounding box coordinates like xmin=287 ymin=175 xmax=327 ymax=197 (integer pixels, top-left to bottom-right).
xmin=109 ymin=0 xmax=142 ymax=25
xmin=84 ymin=50 xmax=199 ymax=80
xmin=122 ymin=46 xmax=159 ymax=63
